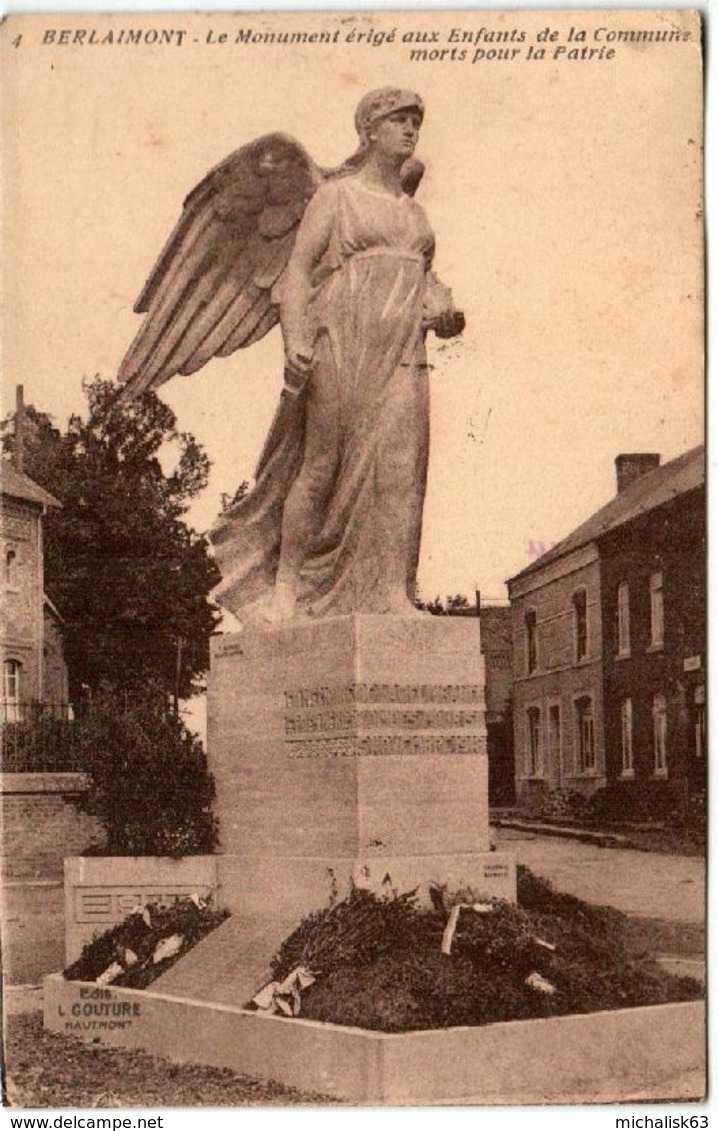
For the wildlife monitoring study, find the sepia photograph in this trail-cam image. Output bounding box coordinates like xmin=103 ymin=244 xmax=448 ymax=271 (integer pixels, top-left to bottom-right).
xmin=0 ymin=6 xmax=706 ymax=1113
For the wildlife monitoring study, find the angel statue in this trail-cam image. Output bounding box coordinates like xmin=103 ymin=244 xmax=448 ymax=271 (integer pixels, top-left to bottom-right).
xmin=118 ymin=88 xmax=465 ymax=625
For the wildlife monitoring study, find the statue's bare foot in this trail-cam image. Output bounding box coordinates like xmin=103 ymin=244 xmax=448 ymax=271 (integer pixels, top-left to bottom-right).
xmin=261 ymin=580 xmax=299 ymax=625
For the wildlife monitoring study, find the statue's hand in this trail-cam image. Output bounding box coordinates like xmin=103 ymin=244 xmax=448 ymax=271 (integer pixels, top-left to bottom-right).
xmin=284 ymin=340 xmax=314 ymax=392
xmin=422 ymin=275 xmax=465 ymax=339
xmin=431 ymin=310 xmax=466 ymax=339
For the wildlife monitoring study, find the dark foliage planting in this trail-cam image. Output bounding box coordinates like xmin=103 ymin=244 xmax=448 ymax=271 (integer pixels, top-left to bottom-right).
xmin=265 ymin=868 xmax=702 ymax=1032
xmin=2 ymin=379 xmax=220 ymax=701
xmin=515 ymin=784 xmax=706 ymax=853
xmin=73 ymin=683 xmax=218 ymax=856
xmin=64 ymin=897 xmax=229 ymax=990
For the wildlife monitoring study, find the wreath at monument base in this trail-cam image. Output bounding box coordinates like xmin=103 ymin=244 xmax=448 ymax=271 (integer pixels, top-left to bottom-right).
xmin=253 ymin=867 xmax=701 ymax=1032
xmin=63 ymin=897 xmax=230 ymax=990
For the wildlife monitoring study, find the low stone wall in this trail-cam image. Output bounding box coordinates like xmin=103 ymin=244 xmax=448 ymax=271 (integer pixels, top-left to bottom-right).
xmin=1 ymin=774 xmax=104 ymax=880
xmin=44 ymin=975 xmax=705 ymax=1104
xmin=64 ymin=856 xmax=220 ymax=964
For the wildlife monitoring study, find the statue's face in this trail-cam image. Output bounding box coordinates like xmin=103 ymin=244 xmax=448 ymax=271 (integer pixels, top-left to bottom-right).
xmin=370 ymin=109 xmax=422 ymax=160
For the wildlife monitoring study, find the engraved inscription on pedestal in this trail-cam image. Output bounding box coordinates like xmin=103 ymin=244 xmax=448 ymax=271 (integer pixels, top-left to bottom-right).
xmin=209 ymin=616 xmax=493 ymax=861
xmin=284 ymin=682 xmax=483 ymax=707
xmin=286 ymin=709 xmax=482 ymax=733
xmin=287 ymin=735 xmax=484 ymax=758
xmin=283 ymin=682 xmax=486 ymax=757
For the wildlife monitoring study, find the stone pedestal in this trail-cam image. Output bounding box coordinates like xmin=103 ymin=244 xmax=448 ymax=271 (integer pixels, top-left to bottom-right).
xmin=208 ymin=614 xmax=515 ymax=915
xmin=141 ymin=614 xmax=515 ymax=1007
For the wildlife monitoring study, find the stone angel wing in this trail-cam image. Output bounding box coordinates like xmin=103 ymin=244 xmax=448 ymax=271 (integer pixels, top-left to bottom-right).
xmin=117 ymin=134 xmax=324 ymax=397
xmin=117 ymin=135 xmax=426 ymax=398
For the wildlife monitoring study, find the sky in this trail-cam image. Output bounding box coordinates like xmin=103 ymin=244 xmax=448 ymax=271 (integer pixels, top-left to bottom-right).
xmin=2 ymin=8 xmax=704 ymax=605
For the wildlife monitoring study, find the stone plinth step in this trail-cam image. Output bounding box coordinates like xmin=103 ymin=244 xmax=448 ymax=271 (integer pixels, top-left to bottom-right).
xmin=152 ymin=913 xmax=298 ymax=1008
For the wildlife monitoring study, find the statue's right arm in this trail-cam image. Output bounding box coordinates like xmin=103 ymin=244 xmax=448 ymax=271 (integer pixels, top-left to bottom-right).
xmin=280 ymin=182 xmax=337 ymax=388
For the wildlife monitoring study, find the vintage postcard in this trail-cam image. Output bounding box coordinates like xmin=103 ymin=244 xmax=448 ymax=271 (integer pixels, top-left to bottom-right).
xmin=1 ymin=7 xmax=705 ymax=1114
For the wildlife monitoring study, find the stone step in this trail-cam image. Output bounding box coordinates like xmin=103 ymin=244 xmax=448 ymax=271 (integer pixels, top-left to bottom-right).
xmin=152 ymin=913 xmax=299 ymax=1007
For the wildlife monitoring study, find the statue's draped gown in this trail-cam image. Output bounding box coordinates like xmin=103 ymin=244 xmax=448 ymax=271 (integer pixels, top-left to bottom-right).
xmin=210 ymin=176 xmax=435 ymax=619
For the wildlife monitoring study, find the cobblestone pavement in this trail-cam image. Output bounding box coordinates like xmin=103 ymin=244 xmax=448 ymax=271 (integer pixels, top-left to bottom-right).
xmin=497 ymin=829 xmax=705 ymax=923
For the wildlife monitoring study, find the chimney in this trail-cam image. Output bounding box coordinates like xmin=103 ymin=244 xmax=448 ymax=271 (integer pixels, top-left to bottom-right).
xmin=615 ymin=453 xmax=660 ymax=494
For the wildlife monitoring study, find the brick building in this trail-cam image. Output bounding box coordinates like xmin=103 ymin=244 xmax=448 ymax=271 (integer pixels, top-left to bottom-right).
xmin=1 ymin=460 xmax=67 ymax=715
xmin=507 ymin=446 xmax=705 ymax=808
xmin=449 ymin=603 xmax=515 ymax=804
xmin=1 ymin=460 xmax=100 ymax=897
xmin=599 ymin=448 xmax=705 ymax=804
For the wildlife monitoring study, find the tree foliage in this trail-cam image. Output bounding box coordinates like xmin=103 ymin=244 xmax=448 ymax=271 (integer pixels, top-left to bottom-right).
xmin=414 ymin=593 xmax=473 ymax=615
xmin=73 ymin=683 xmax=218 ymax=856
xmin=2 ymin=378 xmax=220 ymax=699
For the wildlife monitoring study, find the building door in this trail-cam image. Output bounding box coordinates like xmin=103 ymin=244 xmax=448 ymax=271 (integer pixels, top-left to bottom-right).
xmin=691 ymin=685 xmax=706 ymax=775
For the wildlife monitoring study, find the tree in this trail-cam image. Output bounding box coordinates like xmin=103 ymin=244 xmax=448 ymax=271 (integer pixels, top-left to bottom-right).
xmin=446 ymin=594 xmax=471 ymax=611
xmin=74 ymin=683 xmax=218 ymax=856
xmin=413 ymin=593 xmax=473 ymax=615
xmin=2 ymin=378 xmax=221 ymax=700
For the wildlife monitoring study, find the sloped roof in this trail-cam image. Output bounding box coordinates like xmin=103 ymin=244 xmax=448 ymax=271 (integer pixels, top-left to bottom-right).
xmin=509 ymin=445 xmax=704 ymax=583
xmin=0 ymin=460 xmax=61 ymax=508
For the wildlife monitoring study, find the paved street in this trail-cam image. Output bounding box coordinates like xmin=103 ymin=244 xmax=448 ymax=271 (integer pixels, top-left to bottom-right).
xmin=497 ymin=828 xmax=705 ymax=923
xmin=1 ymin=879 xmax=64 ymax=984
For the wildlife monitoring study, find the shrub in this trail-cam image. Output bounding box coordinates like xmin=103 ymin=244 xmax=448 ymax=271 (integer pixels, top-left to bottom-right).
xmin=74 ymin=683 xmax=218 ymax=856
xmin=519 ymin=788 xmax=591 ymax=823
xmin=271 ymin=883 xmax=433 ymax=980
xmin=581 ymin=784 xmax=707 ymax=831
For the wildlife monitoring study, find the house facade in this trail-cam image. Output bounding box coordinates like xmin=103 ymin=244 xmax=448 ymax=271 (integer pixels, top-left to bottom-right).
xmin=599 ymin=464 xmax=705 ymax=804
xmin=508 ymin=546 xmax=606 ymax=806
xmin=477 ymin=605 xmax=514 ymax=804
xmin=507 ymin=447 xmax=704 ymax=808
xmin=1 ymin=461 xmax=66 ymax=717
xmin=445 ymin=603 xmax=515 ymax=803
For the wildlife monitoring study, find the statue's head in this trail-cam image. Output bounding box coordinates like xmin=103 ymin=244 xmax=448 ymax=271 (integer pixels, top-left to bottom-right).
xmin=354 ymin=88 xmax=425 ymax=149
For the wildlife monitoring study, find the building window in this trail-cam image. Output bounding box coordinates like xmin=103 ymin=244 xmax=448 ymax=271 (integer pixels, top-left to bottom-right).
xmin=650 ymin=571 xmax=664 ymax=648
xmin=620 ymin=697 xmax=634 ymax=774
xmin=573 ymin=590 xmax=588 ymax=661
xmin=617 ymin=582 xmax=630 ymax=656
xmin=694 ymin=687 xmax=706 ymax=760
xmin=525 ymin=610 xmax=538 ymax=674
xmin=3 ymin=659 xmax=22 ymax=722
xmin=575 ymin=695 xmax=595 ymax=772
xmin=527 ymin=707 xmax=542 ymax=776
xmin=653 ymin=693 xmax=668 ymax=774
xmin=5 ymin=546 xmax=17 ymax=587
xmin=548 ymin=704 xmax=561 ymax=776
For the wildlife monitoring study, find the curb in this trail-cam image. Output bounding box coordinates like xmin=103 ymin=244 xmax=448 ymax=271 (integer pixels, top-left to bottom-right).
xmin=44 ymin=974 xmax=706 ymax=1104
xmin=493 ymin=818 xmax=630 ymax=848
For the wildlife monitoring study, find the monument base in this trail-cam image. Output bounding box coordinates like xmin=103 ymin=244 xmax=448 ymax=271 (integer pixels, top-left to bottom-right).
xmin=209 ymin=613 xmax=494 ymax=861
xmin=154 ymin=849 xmax=516 ymax=1006
xmin=156 ymin=612 xmax=515 ymax=1006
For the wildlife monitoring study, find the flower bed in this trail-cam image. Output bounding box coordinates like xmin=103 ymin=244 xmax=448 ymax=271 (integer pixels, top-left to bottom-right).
xmin=63 ymin=896 xmax=229 ymax=990
xmin=257 ymin=868 xmax=702 ymax=1032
